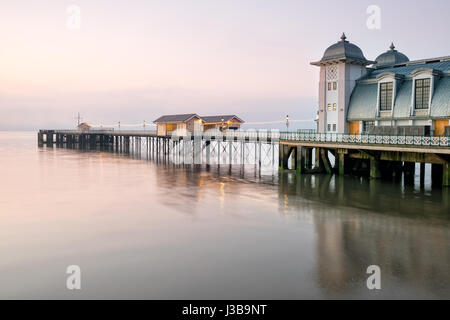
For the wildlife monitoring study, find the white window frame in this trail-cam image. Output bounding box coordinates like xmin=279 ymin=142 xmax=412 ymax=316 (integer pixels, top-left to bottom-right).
xmin=376 ymin=75 xmax=396 ymax=117
xmin=410 ymin=68 xmax=437 ymax=116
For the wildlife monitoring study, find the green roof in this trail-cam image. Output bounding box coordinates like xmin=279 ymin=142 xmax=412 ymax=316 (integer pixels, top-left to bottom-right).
xmin=369 ymin=60 xmax=450 ymax=78
xmin=348 ymin=75 xmax=450 ymax=121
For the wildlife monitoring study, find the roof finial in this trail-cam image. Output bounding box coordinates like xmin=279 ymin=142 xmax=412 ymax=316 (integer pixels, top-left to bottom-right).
xmin=390 ymin=42 xmax=395 ymax=51
xmin=340 ymin=32 xmax=347 ymax=42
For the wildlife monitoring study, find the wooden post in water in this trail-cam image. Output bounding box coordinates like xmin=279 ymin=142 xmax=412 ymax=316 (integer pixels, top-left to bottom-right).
xmin=279 ymin=144 xmax=284 ymax=170
xmin=258 ymin=141 xmax=262 ymax=167
xmin=369 ymin=157 xmax=381 ymax=179
xmin=47 ymin=132 xmax=54 ymax=145
xmin=217 ymin=140 xmax=221 ymax=165
xmin=420 ymin=162 xmax=426 ymax=187
xmin=338 ymin=151 xmax=345 ymax=176
xmin=295 ymin=146 xmax=303 ymax=174
xmin=229 ymin=140 xmax=233 ymax=165
xmin=38 ymin=132 xmax=44 ymax=146
xmin=403 ymin=162 xmax=415 ymax=184
xmin=206 ymin=141 xmax=211 ymax=165
xmin=314 ymin=148 xmax=320 ymax=170
xmin=431 ymin=164 xmax=442 ymax=186
xmin=443 ymin=162 xmax=450 ymax=187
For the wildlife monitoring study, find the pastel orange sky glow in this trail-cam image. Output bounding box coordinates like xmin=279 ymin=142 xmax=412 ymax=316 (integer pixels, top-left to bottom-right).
xmin=1 ymin=0 xmax=449 ymax=130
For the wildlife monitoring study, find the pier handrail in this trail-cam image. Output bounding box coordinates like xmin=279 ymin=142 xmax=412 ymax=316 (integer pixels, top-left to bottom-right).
xmin=44 ymin=129 xmax=450 ymax=147
xmin=279 ymin=132 xmax=450 ymax=147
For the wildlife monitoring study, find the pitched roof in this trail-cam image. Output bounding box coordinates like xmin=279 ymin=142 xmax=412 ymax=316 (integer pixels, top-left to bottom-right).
xmin=153 ymin=114 xmax=200 ymax=123
xmin=200 ymin=115 xmax=245 ymax=123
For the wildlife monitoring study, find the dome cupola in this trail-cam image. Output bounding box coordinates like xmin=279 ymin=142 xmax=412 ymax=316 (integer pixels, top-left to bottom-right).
xmin=311 ymin=33 xmax=373 ymax=66
xmin=375 ymin=43 xmax=409 ymax=69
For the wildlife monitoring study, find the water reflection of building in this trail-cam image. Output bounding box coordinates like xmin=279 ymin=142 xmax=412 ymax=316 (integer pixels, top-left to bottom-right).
xmin=153 ymin=163 xmax=265 ymax=215
xmin=278 ymin=173 xmax=450 ymax=298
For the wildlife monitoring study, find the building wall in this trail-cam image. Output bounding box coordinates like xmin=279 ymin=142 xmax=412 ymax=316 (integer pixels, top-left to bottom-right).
xmin=229 ymin=121 xmax=242 ymax=129
xmin=186 ymin=118 xmax=203 ymax=133
xmin=203 ymin=121 xmax=242 ymax=131
xmin=203 ymin=124 xmax=218 ymax=131
xmin=318 ymin=67 xmax=327 ymax=133
xmin=435 ymin=120 xmax=449 ymax=136
xmin=157 ymin=123 xmax=166 ymax=136
xmin=349 ymin=121 xmax=360 ymax=135
xmin=339 ymin=64 xmax=367 ymax=134
xmin=319 ymin=63 xmax=366 ymax=134
xmin=325 ymin=66 xmax=339 ymax=133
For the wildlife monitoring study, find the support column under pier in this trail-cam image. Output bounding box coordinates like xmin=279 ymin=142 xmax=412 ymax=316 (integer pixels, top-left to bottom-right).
xmin=294 ymin=146 xmax=313 ymax=174
xmin=314 ymin=148 xmax=320 ymax=170
xmin=370 ymin=157 xmax=381 ymax=179
xmin=443 ymin=162 xmax=450 ymax=187
xmin=403 ymin=162 xmax=415 ymax=184
xmin=205 ymin=141 xmax=211 ymax=165
xmin=38 ymin=132 xmax=44 ymax=146
xmin=337 ymin=149 xmax=349 ymax=176
xmin=320 ymin=149 xmax=332 ymax=174
xmin=47 ymin=133 xmax=54 ymax=145
xmin=304 ymin=147 xmax=312 ymax=171
xmin=295 ymin=146 xmax=303 ymax=174
xmin=278 ymin=145 xmax=293 ymax=170
xmin=420 ymin=162 xmax=426 ymax=187
xmin=278 ymin=145 xmax=284 ymax=170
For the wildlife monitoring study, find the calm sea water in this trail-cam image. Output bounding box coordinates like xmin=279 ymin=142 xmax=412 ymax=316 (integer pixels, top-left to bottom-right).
xmin=0 ymin=132 xmax=449 ymax=299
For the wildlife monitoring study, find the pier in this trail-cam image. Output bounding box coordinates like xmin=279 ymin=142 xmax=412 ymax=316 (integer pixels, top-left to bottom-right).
xmin=38 ymin=129 xmax=279 ymax=168
xmin=279 ymin=132 xmax=450 ymax=187
xmin=38 ymin=129 xmax=450 ymax=186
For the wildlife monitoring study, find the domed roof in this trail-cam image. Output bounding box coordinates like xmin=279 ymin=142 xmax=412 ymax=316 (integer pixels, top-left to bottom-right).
xmin=312 ymin=33 xmax=372 ymax=66
xmin=375 ymin=43 xmax=409 ymax=68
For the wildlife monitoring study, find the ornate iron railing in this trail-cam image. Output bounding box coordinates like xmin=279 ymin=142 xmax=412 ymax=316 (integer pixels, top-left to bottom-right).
xmin=48 ymin=129 xmax=450 ymax=147
xmin=279 ymin=132 xmax=450 ymax=147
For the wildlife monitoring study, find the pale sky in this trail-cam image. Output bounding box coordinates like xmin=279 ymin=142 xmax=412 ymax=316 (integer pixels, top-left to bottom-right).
xmin=0 ymin=0 xmax=449 ymax=130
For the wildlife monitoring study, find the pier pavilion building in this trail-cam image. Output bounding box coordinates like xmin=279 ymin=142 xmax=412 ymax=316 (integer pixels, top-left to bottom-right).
xmin=154 ymin=114 xmax=245 ymax=136
xmin=311 ymin=34 xmax=450 ymax=136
